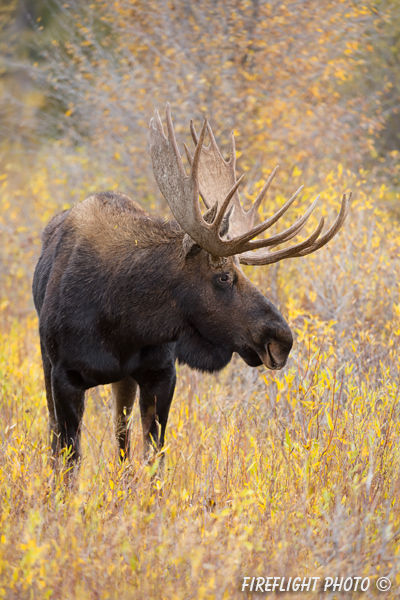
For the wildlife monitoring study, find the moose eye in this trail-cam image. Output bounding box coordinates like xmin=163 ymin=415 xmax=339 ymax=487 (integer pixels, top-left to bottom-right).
xmin=219 ymin=273 xmax=231 ymax=283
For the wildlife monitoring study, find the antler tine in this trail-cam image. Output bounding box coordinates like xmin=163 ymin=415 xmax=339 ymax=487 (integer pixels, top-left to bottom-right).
xmin=211 ymin=174 xmax=245 ymax=233
xmin=295 ymin=192 xmax=351 ymax=257
xmin=187 ymin=118 xmax=240 ymax=213
xmin=228 ymin=129 xmax=236 ymax=165
xmin=151 ymin=109 xmax=165 ymax=136
xmin=239 ymin=193 xmax=352 ymax=266
xmin=247 ymin=166 xmax=279 ymax=221
xmin=150 ymin=104 xmax=204 ymax=230
xmin=228 ymin=187 xmax=314 ymax=249
xmin=240 ymin=217 xmax=325 ymax=266
xmin=227 ymin=165 xmax=282 ymax=238
xmin=189 ymin=118 xmax=199 ymax=145
xmin=190 ymin=117 xmax=222 ymax=153
xmin=184 ymin=124 xmax=213 ymax=209
xmin=190 ymin=119 xmax=235 ymax=169
xmin=207 ymin=122 xmax=231 ymax=164
xmin=183 ymin=140 xmax=196 ymax=171
xmin=246 ymin=207 xmax=315 ymax=250
xmin=190 ymin=117 xmax=208 ymax=184
xmin=164 ymin=103 xmax=187 ymax=178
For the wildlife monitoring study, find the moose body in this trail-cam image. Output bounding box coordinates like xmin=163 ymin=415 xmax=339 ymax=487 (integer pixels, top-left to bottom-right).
xmin=33 ymin=105 xmax=350 ymax=464
xmin=33 ymin=191 xmax=292 ymax=460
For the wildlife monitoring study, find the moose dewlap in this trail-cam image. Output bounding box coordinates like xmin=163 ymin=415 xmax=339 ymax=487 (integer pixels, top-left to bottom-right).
xmin=32 ymin=103 xmax=351 ymax=466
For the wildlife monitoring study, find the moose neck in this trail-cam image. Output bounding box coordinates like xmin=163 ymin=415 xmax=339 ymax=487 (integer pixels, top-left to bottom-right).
xmin=102 ymin=226 xmax=189 ymax=346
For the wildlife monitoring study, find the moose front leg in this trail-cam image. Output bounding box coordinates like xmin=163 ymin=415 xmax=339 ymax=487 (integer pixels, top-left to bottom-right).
xmin=50 ymin=368 xmax=86 ymax=466
xmin=40 ymin=342 xmax=58 ymax=452
xmin=112 ymin=376 xmax=137 ymax=459
xmin=135 ymin=365 xmax=176 ymax=461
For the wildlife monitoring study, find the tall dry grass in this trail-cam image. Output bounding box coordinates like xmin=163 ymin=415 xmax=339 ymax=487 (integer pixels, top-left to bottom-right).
xmin=0 ymin=147 xmax=400 ymax=599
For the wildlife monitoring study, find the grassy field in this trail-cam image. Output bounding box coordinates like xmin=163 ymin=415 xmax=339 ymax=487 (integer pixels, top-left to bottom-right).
xmin=0 ymin=152 xmax=399 ymax=599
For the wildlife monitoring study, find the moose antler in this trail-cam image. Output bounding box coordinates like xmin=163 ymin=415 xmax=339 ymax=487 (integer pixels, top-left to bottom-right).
xmin=149 ymin=104 xmax=351 ymax=264
xmin=184 ymin=121 xmax=289 ymax=239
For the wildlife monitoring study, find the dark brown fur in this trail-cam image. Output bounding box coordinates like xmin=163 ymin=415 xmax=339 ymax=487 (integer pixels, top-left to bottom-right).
xmin=33 ymin=191 xmax=293 ymax=463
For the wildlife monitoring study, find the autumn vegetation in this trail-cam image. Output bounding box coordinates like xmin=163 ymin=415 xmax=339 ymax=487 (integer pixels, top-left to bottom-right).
xmin=1 ymin=1 xmax=400 ymax=598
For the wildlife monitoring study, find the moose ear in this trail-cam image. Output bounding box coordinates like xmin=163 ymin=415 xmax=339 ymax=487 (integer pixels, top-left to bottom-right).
xmin=202 ymin=203 xmax=218 ymax=224
xmin=182 ymin=234 xmax=202 ymax=256
xmin=202 ymin=203 xmax=233 ymax=238
xmin=183 ymin=204 xmax=233 ymax=256
xmin=219 ymin=206 xmax=233 ymax=237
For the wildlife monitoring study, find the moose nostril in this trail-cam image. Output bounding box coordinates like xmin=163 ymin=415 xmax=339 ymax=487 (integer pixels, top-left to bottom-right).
xmin=267 ymin=344 xmax=277 ymax=369
xmin=267 ymin=338 xmax=292 ymax=369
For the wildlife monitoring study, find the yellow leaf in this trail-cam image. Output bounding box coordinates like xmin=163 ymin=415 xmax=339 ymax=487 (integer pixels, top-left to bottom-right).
xmin=326 ymin=411 xmax=334 ymax=430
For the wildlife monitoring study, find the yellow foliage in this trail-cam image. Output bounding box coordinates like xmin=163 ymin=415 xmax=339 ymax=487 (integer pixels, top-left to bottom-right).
xmin=1 ymin=1 xmax=400 ymax=597
xmin=0 ymin=156 xmax=399 ymax=597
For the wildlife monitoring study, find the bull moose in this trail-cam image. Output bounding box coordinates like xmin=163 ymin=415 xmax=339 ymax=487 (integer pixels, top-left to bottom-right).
xmin=33 ymin=104 xmax=351 ymax=466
